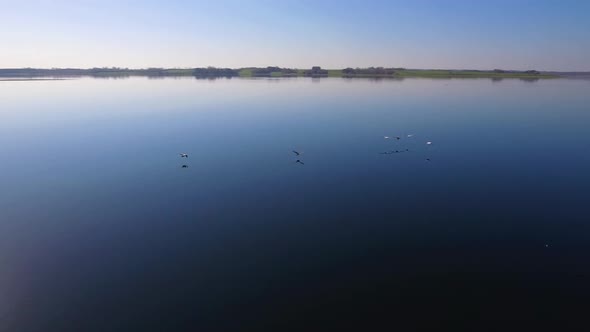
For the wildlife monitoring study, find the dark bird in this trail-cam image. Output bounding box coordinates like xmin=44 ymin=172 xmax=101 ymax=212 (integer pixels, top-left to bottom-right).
xmin=379 ymin=149 xmax=409 ymax=155
xmin=181 ymin=165 xmax=188 ymax=168
xmin=292 ymin=150 xmax=301 ymax=156
xmin=395 ymin=136 xmax=401 ymax=140
xmin=296 ymin=160 xmax=305 ymax=165
xmin=426 ymin=158 xmax=431 ymax=161
xmin=179 ymin=153 xmax=189 ymax=158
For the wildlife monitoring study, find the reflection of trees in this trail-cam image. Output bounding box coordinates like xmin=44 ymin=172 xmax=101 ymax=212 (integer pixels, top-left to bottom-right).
xmin=343 ymin=76 xmax=405 ymax=82
xmin=92 ymin=76 xmax=130 ymax=80
xmin=192 ymin=76 xmax=234 ymax=81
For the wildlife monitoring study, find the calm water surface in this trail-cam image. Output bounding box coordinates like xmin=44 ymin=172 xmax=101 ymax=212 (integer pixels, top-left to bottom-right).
xmin=1 ymin=77 xmax=589 ymax=330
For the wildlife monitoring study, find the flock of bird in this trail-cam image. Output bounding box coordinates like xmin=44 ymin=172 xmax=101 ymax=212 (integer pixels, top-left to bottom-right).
xmin=292 ymin=150 xmax=305 ymax=165
xmin=288 ymin=135 xmax=433 ymax=166
xmin=179 ymin=153 xmax=189 ymax=168
xmin=381 ymin=134 xmax=433 ymax=161
xmin=177 ymin=135 xmax=433 ymax=168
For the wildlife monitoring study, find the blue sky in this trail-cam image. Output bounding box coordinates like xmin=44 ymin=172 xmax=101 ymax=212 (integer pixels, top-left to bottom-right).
xmin=1 ymin=0 xmax=589 ymax=70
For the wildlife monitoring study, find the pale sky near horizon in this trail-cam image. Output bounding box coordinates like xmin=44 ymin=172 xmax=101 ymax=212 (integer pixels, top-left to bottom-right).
xmin=1 ymin=0 xmax=589 ymax=71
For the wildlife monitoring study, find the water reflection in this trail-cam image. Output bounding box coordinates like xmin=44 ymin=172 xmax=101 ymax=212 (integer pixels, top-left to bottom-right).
xmin=0 ymin=77 xmax=589 ymax=330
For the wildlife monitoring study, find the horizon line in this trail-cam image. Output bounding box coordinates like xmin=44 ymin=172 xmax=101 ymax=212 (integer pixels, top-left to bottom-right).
xmin=1 ymin=66 xmax=588 ymax=73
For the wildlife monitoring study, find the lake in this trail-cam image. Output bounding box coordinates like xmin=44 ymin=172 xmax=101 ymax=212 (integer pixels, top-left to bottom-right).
xmin=1 ymin=77 xmax=589 ymax=330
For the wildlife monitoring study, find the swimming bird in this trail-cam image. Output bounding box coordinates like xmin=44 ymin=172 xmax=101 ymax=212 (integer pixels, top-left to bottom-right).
xmin=181 ymin=165 xmax=188 ymax=168
xmin=407 ymin=134 xmax=413 ymax=138
xmin=426 ymin=141 xmax=432 ymax=145
xmin=395 ymin=136 xmax=401 ymax=140
xmin=379 ymin=149 xmax=409 ymax=155
xmin=292 ymin=150 xmax=301 ymax=156
xmin=179 ymin=153 xmax=189 ymax=158
xmin=426 ymin=158 xmax=431 ymax=161
xmin=384 ymin=136 xmax=390 ymax=139
xmin=296 ymin=160 xmax=305 ymax=165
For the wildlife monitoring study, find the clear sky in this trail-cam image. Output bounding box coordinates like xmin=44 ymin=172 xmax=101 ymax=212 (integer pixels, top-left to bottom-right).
xmin=1 ymin=0 xmax=589 ymax=70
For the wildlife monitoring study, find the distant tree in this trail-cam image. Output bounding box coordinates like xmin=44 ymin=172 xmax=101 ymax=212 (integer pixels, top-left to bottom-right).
xmin=193 ymin=67 xmax=238 ymax=77
xmin=304 ymin=66 xmax=328 ymax=77
xmin=249 ymin=66 xmax=296 ymax=76
xmin=341 ymin=67 xmax=396 ymax=76
xmin=343 ymin=68 xmax=355 ymax=75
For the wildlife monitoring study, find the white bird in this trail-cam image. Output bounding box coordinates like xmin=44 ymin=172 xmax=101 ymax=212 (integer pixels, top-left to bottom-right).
xmin=426 ymin=141 xmax=432 ymax=145
xmin=407 ymin=134 xmax=414 ymax=138
xmin=179 ymin=153 xmax=189 ymax=158
xmin=384 ymin=136 xmax=390 ymax=139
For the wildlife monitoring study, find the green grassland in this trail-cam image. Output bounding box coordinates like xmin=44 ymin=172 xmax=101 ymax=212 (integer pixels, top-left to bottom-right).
xmin=238 ymin=68 xmax=253 ymax=77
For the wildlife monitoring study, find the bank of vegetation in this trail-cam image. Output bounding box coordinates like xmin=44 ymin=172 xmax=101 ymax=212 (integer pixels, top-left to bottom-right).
xmin=0 ymin=67 xmax=558 ymax=79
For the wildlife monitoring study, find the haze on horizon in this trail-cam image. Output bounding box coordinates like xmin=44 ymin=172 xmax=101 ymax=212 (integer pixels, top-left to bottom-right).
xmin=1 ymin=0 xmax=589 ymax=71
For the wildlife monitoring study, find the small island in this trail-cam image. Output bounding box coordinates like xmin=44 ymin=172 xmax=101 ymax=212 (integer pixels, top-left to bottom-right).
xmin=0 ymin=66 xmax=560 ymax=79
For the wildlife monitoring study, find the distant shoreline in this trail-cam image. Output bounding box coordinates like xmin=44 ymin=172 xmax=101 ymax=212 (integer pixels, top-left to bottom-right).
xmin=0 ymin=78 xmax=71 ymax=81
xmin=0 ymin=67 xmax=567 ymax=79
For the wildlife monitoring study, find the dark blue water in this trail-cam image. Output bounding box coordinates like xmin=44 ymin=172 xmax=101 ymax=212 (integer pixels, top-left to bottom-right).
xmin=1 ymin=77 xmax=589 ymax=330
